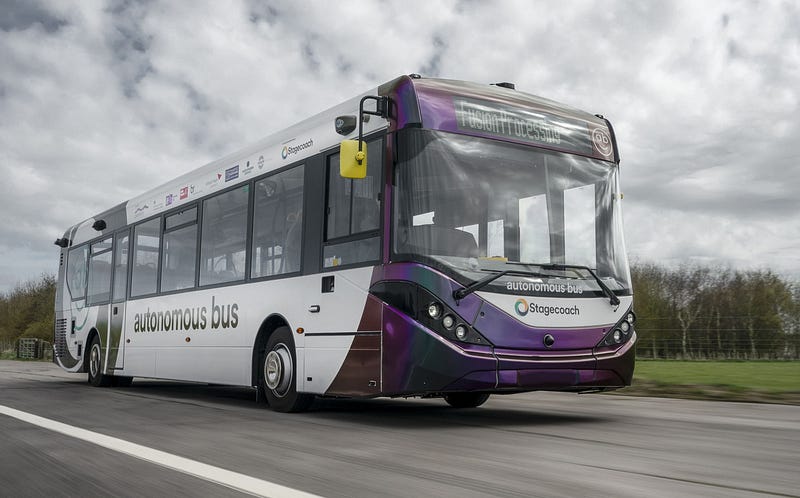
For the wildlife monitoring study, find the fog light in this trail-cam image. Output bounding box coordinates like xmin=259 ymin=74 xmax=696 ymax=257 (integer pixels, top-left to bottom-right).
xmin=442 ymin=315 xmax=455 ymax=329
xmin=427 ymin=303 xmax=442 ymax=319
xmin=455 ymin=325 xmax=468 ymax=340
xmin=613 ymin=329 xmax=622 ymax=343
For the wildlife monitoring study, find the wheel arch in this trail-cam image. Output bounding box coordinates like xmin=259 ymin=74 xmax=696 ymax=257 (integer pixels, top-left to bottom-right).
xmin=250 ymin=314 xmax=291 ymax=387
xmin=82 ymin=327 xmax=102 ymax=373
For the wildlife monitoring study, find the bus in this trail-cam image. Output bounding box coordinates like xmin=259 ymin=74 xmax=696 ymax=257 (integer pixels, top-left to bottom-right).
xmin=53 ymin=75 xmax=635 ymax=412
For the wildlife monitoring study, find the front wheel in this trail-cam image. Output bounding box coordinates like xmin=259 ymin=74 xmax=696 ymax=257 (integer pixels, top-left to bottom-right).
xmin=260 ymin=327 xmax=313 ymax=413
xmin=444 ymin=393 xmax=490 ymax=408
xmin=87 ymin=336 xmax=111 ymax=387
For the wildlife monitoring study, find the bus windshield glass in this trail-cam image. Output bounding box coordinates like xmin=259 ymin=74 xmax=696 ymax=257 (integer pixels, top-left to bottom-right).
xmin=392 ymin=129 xmax=631 ymax=297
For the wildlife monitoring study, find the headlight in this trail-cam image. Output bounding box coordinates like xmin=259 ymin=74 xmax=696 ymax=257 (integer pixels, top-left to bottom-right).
xmin=427 ymin=302 xmax=443 ymax=319
xmin=442 ymin=315 xmax=455 ymax=329
xmin=597 ymin=308 xmax=636 ymax=348
xmin=455 ymin=325 xmax=468 ymax=340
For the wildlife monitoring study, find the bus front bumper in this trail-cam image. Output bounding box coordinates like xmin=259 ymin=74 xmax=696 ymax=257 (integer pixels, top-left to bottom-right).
xmin=444 ymin=333 xmax=636 ymax=393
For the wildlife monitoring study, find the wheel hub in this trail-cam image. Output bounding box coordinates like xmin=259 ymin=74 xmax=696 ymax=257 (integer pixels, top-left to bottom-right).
xmin=264 ymin=344 xmax=292 ymax=397
xmin=90 ymin=343 xmax=100 ymax=378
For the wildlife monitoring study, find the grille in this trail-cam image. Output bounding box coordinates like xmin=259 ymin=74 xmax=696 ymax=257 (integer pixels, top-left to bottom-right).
xmin=54 ymin=319 xmax=68 ymax=358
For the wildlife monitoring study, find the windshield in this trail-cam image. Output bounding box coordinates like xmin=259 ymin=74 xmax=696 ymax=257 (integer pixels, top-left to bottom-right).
xmin=392 ymin=129 xmax=631 ymax=297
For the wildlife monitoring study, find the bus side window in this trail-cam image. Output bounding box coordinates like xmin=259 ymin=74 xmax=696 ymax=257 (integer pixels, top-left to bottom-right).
xmin=130 ymin=218 xmax=161 ymax=297
xmin=323 ymin=138 xmax=382 ymax=269
xmin=87 ymin=237 xmax=113 ymax=305
xmin=161 ymin=207 xmax=198 ymax=292
xmin=112 ymin=231 xmax=129 ymax=302
xmin=251 ymin=165 xmax=305 ymax=278
xmin=66 ymin=245 xmax=89 ymax=301
xmin=200 ymin=185 xmax=248 ymax=286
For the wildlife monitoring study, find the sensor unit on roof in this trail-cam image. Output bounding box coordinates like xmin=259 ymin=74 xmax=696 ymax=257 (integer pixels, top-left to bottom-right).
xmin=493 ymin=82 xmax=516 ymax=90
xmin=334 ymin=115 xmax=357 ymax=136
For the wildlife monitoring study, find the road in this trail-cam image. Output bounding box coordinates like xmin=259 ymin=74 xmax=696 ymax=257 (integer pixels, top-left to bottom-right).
xmin=0 ymin=360 xmax=798 ymax=497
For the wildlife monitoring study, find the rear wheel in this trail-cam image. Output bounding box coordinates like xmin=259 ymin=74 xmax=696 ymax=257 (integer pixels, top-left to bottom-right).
xmin=444 ymin=393 xmax=490 ymax=408
xmin=260 ymin=327 xmax=313 ymax=413
xmin=87 ymin=336 xmax=111 ymax=387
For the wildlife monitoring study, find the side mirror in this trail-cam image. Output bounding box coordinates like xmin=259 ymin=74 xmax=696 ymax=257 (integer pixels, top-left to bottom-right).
xmin=339 ymin=139 xmax=367 ymax=179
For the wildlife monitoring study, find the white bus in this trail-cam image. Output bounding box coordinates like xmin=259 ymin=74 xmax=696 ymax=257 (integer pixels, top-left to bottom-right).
xmin=54 ymin=75 xmax=636 ymax=412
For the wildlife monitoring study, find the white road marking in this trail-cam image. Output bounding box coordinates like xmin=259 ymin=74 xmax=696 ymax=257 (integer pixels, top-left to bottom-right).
xmin=0 ymin=404 xmax=322 ymax=498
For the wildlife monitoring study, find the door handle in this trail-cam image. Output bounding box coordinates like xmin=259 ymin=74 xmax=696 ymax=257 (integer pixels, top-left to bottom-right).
xmin=308 ymin=305 xmax=321 ymax=313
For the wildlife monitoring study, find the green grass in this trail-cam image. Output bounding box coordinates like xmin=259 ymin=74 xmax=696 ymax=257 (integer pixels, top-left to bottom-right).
xmin=633 ymin=360 xmax=800 ymax=393
xmin=612 ymin=360 xmax=800 ymax=404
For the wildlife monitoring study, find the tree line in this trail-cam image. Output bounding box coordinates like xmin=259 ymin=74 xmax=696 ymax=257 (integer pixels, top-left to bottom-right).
xmin=0 ymin=274 xmax=55 ymax=351
xmin=633 ymin=263 xmax=799 ymax=359
xmin=1 ymin=265 xmax=798 ymax=359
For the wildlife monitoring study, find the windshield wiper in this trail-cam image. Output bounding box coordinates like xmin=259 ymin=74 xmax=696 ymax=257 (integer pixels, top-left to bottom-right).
xmin=532 ymin=263 xmax=620 ymax=307
xmin=452 ymin=269 xmax=547 ymax=301
xmin=453 ymin=263 xmax=621 ymax=307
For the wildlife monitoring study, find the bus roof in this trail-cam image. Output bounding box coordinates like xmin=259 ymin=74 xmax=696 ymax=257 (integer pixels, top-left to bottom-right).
xmin=62 ymin=75 xmax=616 ymax=246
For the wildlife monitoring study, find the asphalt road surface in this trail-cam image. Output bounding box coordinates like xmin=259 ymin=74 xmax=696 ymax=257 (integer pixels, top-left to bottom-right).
xmin=1 ymin=360 xmax=798 ymax=498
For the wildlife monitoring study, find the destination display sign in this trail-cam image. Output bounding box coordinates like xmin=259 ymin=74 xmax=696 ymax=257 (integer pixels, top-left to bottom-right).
xmin=453 ymin=97 xmax=596 ymax=157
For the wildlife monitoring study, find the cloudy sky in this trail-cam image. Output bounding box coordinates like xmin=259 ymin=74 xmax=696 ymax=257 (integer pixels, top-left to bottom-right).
xmin=1 ymin=0 xmax=798 ymax=292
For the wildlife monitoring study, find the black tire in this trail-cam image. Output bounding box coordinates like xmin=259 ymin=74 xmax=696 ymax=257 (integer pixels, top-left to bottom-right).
xmin=444 ymin=393 xmax=490 ymax=408
xmin=87 ymin=336 xmax=111 ymax=387
xmin=260 ymin=327 xmax=313 ymax=413
xmin=112 ymin=376 xmax=134 ymax=387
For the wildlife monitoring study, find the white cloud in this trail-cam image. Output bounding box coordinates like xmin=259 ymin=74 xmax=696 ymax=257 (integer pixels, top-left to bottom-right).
xmin=0 ymin=0 xmax=798 ymax=291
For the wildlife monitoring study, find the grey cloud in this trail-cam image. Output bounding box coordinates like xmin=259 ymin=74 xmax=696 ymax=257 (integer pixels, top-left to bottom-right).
xmin=105 ymin=1 xmax=155 ymax=99
xmin=301 ymin=36 xmax=321 ymax=73
xmin=246 ymin=1 xmax=280 ymax=26
xmin=419 ymin=36 xmax=446 ymax=77
xmin=0 ymin=0 xmax=68 ymax=33
xmin=1 ymin=0 xmax=799 ymax=290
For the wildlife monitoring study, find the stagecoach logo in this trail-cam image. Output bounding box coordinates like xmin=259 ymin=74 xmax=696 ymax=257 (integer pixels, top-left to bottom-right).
xmin=514 ymin=299 xmax=581 ymax=318
xmin=592 ymin=127 xmax=613 ymax=158
xmin=281 ymin=139 xmax=314 ymax=160
xmin=514 ymin=298 xmax=529 ymax=317
xmin=258 ymin=155 xmax=265 ymax=169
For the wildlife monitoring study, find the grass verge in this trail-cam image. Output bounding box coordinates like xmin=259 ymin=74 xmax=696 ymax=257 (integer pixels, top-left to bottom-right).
xmin=610 ymin=360 xmax=800 ymax=405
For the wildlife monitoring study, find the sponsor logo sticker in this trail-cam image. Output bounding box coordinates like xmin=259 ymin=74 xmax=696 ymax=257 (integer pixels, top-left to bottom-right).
xmin=225 ymin=165 xmax=239 ymax=182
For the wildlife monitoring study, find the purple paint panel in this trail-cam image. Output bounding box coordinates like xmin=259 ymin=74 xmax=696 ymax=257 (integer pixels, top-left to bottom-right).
xmin=474 ymin=299 xmax=608 ymax=350
xmin=381 ymin=304 xmax=495 ymax=395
